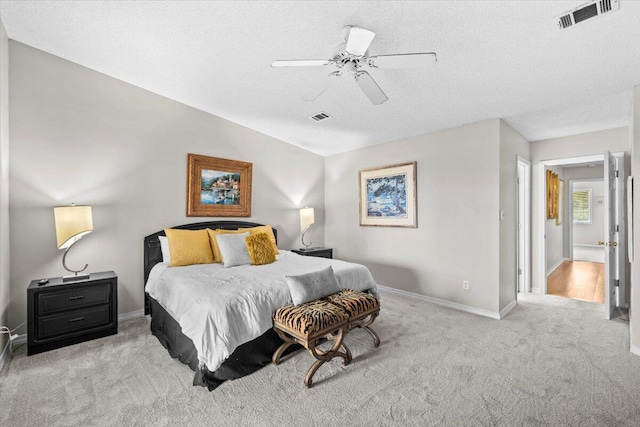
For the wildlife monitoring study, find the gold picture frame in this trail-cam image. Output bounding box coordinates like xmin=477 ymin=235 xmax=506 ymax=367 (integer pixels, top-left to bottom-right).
xmin=187 ymin=153 xmax=252 ymax=217
xmin=546 ymin=169 xmax=559 ymax=220
xmin=359 ymin=162 xmax=417 ymax=227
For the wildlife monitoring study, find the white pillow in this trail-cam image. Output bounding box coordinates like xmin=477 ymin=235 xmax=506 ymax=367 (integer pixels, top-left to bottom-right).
xmin=216 ymin=232 xmax=251 ymax=268
xmin=159 ymin=236 xmax=171 ymax=263
xmin=285 ymin=266 xmax=341 ymax=306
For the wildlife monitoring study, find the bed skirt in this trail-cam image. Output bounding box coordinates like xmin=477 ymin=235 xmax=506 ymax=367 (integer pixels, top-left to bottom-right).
xmin=149 ymin=296 xmax=300 ymax=390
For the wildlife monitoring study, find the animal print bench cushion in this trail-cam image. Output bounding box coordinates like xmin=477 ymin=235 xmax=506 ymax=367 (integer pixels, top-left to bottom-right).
xmin=323 ymin=289 xmax=380 ymax=317
xmin=273 ymin=300 xmax=349 ymax=337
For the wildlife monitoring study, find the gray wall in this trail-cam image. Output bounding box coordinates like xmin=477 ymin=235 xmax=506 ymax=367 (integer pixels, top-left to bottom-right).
xmin=572 ymin=180 xmax=604 ymax=247
xmin=325 ymin=119 xmax=505 ymax=316
xmin=8 ymin=42 xmax=325 ymax=327
xmin=0 ymin=20 xmax=9 ymax=353
xmin=562 ymin=165 xmax=604 ymax=257
xmin=498 ymin=120 xmax=530 ymax=312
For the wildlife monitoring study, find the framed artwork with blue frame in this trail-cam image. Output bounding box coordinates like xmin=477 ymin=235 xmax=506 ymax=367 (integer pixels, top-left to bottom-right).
xmin=359 ymin=162 xmax=417 ymax=227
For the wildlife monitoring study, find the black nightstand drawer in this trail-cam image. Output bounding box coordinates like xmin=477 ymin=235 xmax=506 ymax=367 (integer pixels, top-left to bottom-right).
xmin=28 ymin=271 xmax=118 ymax=355
xmin=37 ymin=305 xmax=111 ymax=340
xmin=37 ymin=283 xmax=111 ymax=315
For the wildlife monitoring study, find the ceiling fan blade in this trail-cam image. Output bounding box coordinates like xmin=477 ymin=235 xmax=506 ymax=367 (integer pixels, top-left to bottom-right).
xmin=345 ymin=27 xmax=375 ymax=56
xmin=368 ymin=52 xmax=437 ymax=69
xmin=354 ymin=71 xmax=388 ymax=105
xmin=271 ymin=59 xmax=334 ymax=68
xmin=303 ymin=71 xmax=341 ymax=101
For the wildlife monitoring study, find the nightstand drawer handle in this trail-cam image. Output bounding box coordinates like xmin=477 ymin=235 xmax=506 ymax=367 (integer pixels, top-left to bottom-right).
xmin=68 ymin=296 xmax=85 ymax=301
xmin=68 ymin=317 xmax=85 ymax=323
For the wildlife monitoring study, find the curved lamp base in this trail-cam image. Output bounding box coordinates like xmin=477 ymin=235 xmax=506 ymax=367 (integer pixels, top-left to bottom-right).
xmin=301 ymin=225 xmax=312 ymax=250
xmin=62 ymin=240 xmax=90 ymax=282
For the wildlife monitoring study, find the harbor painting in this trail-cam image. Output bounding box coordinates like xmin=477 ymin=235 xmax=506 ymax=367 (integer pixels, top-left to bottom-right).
xmin=187 ymin=154 xmax=252 ymax=217
xmin=200 ymin=170 xmax=241 ymax=205
xmin=359 ymin=162 xmax=417 ymax=227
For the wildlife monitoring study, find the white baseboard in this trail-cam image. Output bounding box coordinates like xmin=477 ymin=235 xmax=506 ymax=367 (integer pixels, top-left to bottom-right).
xmin=13 ymin=334 xmax=26 ymax=345
xmin=378 ymin=285 xmax=501 ymax=320
xmin=0 ymin=338 xmax=10 ymax=373
xmin=632 ymin=343 xmax=640 ymax=357
xmin=531 ymin=286 xmax=542 ymax=294
xmin=118 ymin=309 xmax=145 ymax=322
xmin=500 ymin=300 xmax=517 ymax=319
xmin=546 ymin=258 xmax=568 ymax=276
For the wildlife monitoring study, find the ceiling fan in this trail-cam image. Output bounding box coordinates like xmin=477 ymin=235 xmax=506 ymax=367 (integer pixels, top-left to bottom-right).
xmin=271 ymin=25 xmax=437 ymax=105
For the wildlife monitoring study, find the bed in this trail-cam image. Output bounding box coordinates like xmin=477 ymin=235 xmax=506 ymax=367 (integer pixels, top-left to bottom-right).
xmin=143 ymin=221 xmax=379 ymax=390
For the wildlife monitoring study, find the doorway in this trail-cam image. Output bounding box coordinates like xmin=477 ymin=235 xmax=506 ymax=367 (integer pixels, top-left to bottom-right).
xmin=537 ymin=152 xmax=626 ymax=320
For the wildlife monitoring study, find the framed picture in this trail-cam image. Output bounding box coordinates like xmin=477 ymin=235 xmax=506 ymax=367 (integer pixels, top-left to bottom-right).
xmin=556 ymin=179 xmax=564 ymax=225
xmin=359 ymin=162 xmax=417 ymax=227
xmin=187 ymin=153 xmax=252 ymax=217
xmin=546 ymin=170 xmax=558 ymax=220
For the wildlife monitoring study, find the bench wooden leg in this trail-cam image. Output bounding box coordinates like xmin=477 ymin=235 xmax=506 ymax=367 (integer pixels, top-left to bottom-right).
xmin=305 ymin=327 xmax=350 ymax=388
xmin=272 ymin=328 xmax=295 ymax=365
xmin=360 ymin=311 xmax=380 ymax=347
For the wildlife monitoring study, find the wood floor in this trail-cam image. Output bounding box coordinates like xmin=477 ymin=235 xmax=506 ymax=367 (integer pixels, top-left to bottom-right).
xmin=547 ymin=261 xmax=605 ymax=303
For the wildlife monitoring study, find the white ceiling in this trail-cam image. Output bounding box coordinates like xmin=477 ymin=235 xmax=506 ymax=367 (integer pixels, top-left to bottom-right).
xmin=1 ymin=1 xmax=639 ymax=156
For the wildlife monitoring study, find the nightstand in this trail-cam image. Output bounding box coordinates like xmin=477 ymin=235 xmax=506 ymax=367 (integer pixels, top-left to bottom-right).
xmin=292 ymin=248 xmax=333 ymax=259
xmin=27 ymin=271 xmax=118 ymax=356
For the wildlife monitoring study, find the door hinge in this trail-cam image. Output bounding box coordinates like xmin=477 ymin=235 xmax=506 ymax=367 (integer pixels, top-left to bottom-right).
xmin=616 ymin=224 xmax=619 ymax=232
xmin=518 ymin=268 xmax=522 ymax=275
xmin=517 ymin=177 xmax=520 ymax=184
xmin=616 ymin=170 xmax=619 ymax=178
xmin=615 ymin=279 xmax=620 ymax=287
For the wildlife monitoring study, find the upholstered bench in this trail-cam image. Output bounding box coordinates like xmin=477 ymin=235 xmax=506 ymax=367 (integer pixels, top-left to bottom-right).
xmin=272 ymin=289 xmax=380 ymax=388
xmin=324 ymin=289 xmax=381 ymax=347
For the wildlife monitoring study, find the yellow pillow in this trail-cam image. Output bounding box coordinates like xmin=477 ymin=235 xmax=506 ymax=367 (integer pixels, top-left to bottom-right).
xmin=206 ymin=228 xmax=247 ymax=263
xmin=245 ymin=233 xmax=276 ymax=265
xmin=164 ymin=228 xmax=214 ymax=267
xmin=238 ymin=225 xmax=279 ymax=255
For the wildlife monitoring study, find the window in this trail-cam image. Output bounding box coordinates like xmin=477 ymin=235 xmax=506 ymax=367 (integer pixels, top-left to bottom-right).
xmin=573 ymin=189 xmax=591 ymax=223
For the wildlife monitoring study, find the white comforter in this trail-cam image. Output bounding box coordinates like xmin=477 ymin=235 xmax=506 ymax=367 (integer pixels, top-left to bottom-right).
xmin=145 ymin=250 xmax=379 ymax=372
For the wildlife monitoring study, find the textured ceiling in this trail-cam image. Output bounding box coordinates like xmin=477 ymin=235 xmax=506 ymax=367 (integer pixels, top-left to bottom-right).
xmin=1 ymin=1 xmax=639 ymax=156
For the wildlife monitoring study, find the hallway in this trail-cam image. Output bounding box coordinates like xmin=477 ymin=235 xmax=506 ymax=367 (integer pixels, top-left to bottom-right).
xmin=547 ymin=261 xmax=604 ymax=303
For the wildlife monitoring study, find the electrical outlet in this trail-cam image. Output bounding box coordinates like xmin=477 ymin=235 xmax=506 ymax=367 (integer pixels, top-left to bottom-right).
xmin=463 ymin=280 xmax=470 ymax=290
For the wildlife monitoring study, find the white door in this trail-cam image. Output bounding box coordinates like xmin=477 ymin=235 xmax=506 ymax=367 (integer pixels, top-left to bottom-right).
xmin=604 ymin=151 xmax=617 ymax=320
xmin=614 ymin=153 xmax=626 ymax=308
xmin=516 ymin=157 xmax=530 ymax=294
xmin=517 ymin=164 xmax=526 ymax=292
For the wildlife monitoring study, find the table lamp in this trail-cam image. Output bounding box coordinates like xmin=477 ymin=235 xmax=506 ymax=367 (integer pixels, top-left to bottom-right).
xmin=54 ymin=204 xmax=93 ymax=281
xmin=299 ymin=207 xmax=315 ymax=251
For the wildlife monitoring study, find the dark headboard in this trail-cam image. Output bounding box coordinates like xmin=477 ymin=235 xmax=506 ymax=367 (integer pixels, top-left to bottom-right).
xmin=143 ymin=221 xmax=277 ymax=315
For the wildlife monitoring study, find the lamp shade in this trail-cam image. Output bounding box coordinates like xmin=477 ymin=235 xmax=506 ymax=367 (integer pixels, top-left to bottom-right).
xmin=54 ymin=205 xmax=93 ymax=249
xmin=299 ymin=207 xmax=315 ymax=232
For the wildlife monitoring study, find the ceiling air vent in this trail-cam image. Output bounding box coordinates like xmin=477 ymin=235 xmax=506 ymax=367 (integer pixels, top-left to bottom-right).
xmin=309 ymin=112 xmax=331 ymax=122
xmin=556 ymin=0 xmax=619 ymax=30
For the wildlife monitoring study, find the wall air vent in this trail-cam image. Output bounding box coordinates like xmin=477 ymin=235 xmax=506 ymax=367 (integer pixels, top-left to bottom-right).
xmin=309 ymin=112 xmax=331 ymax=122
xmin=556 ymin=0 xmax=619 ymax=30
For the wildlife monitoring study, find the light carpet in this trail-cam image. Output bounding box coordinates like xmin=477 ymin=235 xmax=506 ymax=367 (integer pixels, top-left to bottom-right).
xmin=1 ymin=292 xmax=639 ymax=426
